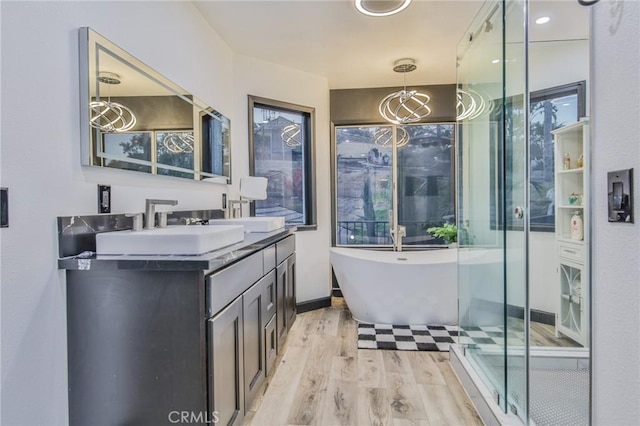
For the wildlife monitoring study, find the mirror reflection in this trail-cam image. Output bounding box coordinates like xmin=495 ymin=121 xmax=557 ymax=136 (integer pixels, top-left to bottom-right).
xmin=79 ymin=27 xmax=231 ymax=182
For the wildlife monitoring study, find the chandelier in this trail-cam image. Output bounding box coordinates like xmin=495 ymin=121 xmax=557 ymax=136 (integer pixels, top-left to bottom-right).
xmin=89 ymin=72 xmax=137 ymax=133
xmin=280 ymin=123 xmax=302 ymax=147
xmin=162 ymin=132 xmax=194 ymax=154
xmin=456 ymin=88 xmax=494 ymax=121
xmin=374 ymin=127 xmax=410 ymax=148
xmin=379 ymin=58 xmax=432 ymax=125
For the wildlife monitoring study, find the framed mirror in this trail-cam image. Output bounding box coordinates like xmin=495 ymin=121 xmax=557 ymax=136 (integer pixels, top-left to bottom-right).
xmin=79 ymin=27 xmax=231 ymax=182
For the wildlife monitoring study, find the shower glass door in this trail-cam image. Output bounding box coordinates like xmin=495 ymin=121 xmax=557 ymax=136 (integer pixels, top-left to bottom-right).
xmin=457 ymin=0 xmax=528 ymax=419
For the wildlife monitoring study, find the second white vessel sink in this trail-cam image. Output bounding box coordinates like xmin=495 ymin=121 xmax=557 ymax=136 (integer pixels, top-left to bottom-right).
xmin=96 ymin=225 xmax=245 ymax=255
xmin=208 ymin=216 xmax=285 ymax=233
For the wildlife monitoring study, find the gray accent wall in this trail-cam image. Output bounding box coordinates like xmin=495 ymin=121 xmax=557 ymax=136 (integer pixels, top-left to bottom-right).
xmin=330 ymin=84 xmax=456 ymax=124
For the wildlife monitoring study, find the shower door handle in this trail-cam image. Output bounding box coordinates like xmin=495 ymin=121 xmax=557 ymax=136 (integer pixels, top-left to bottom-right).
xmin=513 ymin=206 xmax=524 ymax=220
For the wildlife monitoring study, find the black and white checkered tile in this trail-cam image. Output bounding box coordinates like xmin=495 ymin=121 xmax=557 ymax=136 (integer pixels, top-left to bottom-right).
xmin=357 ymin=323 xmax=505 ymax=352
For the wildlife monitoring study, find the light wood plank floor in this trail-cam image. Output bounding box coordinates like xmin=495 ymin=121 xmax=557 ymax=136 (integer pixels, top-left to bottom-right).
xmin=246 ymin=298 xmax=483 ymax=426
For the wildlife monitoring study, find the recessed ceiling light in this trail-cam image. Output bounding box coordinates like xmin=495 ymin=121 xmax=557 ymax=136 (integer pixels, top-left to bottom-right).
xmin=562 ymin=103 xmax=571 ymax=107
xmin=355 ymin=0 xmax=412 ymax=17
xmin=536 ymin=16 xmax=550 ymax=25
xmin=492 ymin=59 xmax=500 ymax=64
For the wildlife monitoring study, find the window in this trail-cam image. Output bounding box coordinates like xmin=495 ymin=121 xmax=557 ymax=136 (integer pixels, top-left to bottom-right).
xmin=248 ymin=96 xmax=316 ymax=229
xmin=491 ymin=81 xmax=586 ymax=232
xmin=334 ymin=123 xmax=455 ymax=246
xmin=529 ymin=82 xmax=585 ymax=231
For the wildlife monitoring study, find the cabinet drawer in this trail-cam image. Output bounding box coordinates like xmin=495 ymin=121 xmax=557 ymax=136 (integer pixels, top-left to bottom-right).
xmin=206 ymin=252 xmax=264 ymax=317
xmin=558 ymin=241 xmax=584 ymax=263
xmin=276 ymin=235 xmax=295 ymax=265
xmin=263 ymin=244 xmax=276 ymax=275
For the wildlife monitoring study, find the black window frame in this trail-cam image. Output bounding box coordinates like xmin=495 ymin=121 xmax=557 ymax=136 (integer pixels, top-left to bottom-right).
xmin=248 ymin=95 xmax=317 ymax=230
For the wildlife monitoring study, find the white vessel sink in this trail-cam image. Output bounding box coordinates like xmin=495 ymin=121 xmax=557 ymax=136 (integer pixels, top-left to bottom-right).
xmin=208 ymin=216 xmax=285 ymax=233
xmin=96 ymin=225 xmax=245 ymax=255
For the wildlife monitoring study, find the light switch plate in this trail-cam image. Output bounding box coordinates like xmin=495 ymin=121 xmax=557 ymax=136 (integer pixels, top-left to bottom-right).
xmin=98 ymin=184 xmax=111 ymax=214
xmin=1 ymin=188 xmax=8 ymax=227
xmin=607 ymin=168 xmax=634 ymax=223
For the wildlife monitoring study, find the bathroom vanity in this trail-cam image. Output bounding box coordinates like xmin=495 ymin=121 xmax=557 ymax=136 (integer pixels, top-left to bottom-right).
xmin=59 ymin=225 xmax=296 ymax=426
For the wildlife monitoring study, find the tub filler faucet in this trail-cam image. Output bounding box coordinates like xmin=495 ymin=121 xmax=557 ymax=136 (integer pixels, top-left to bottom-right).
xmin=144 ymin=199 xmax=178 ymax=230
xmin=391 ymin=225 xmax=406 ymax=252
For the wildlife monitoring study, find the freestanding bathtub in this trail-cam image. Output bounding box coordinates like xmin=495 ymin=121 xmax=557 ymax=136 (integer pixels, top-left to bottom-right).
xmin=330 ymin=247 xmax=458 ymax=325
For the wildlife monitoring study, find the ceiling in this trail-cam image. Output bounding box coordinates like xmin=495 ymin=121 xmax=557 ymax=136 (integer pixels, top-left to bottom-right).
xmin=194 ymin=0 xmax=589 ymax=90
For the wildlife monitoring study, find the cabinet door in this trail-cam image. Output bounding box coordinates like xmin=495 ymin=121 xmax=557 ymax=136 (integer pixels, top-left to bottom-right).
xmin=285 ymin=253 xmax=297 ymax=331
xmin=242 ymin=277 xmax=264 ymax=412
xmin=243 ymin=271 xmax=275 ymax=411
xmin=208 ymin=297 xmax=244 ymax=426
xmin=276 ymin=260 xmax=288 ymax=352
xmin=556 ymin=258 xmax=587 ymax=346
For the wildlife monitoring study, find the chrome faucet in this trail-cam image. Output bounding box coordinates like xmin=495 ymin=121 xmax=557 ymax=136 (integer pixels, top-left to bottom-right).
xmin=391 ymin=225 xmax=407 ymax=252
xmin=144 ymin=199 xmax=178 ymax=230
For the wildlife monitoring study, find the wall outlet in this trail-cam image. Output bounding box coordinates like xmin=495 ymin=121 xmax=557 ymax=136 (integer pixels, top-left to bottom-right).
xmin=98 ymin=185 xmax=111 ymax=214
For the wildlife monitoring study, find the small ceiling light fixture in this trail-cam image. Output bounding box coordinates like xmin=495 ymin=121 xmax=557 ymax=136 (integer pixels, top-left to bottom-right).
xmin=355 ymin=0 xmax=412 ymax=17
xmin=491 ymin=59 xmax=500 ymax=64
xmin=379 ymin=58 xmax=432 ymax=125
xmin=535 ymin=16 xmax=550 ymax=24
xmin=89 ymin=72 xmax=137 ymax=133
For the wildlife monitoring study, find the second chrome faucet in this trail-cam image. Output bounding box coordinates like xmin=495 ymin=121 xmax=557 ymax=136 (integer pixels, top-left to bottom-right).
xmin=145 ymin=199 xmax=178 ymax=230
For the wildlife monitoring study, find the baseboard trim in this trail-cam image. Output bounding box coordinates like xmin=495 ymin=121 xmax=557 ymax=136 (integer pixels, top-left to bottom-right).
xmin=530 ymin=308 xmax=555 ymax=326
xmin=332 ymin=288 xmax=343 ymax=297
xmin=469 ymin=297 xmax=555 ymax=326
xmin=296 ymin=296 xmax=332 ymax=314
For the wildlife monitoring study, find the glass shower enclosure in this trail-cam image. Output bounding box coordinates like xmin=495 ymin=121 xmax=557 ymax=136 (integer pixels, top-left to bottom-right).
xmin=456 ymin=0 xmax=528 ymax=420
xmin=456 ymin=1 xmax=591 ymax=424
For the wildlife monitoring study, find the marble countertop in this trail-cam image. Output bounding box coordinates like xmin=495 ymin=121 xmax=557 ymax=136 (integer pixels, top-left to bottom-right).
xmin=58 ymin=227 xmax=295 ymax=272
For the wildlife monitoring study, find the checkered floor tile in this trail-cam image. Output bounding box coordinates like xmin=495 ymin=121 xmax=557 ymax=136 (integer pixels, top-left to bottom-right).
xmin=357 ymin=323 xmax=504 ymax=352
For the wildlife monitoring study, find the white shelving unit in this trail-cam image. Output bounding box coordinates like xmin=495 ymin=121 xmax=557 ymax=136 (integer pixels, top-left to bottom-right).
xmin=553 ymin=118 xmax=589 ymax=346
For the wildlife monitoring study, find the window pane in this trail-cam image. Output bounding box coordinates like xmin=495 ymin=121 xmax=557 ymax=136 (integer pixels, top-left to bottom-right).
xmin=252 ymin=105 xmax=308 ymax=225
xmin=335 ymin=126 xmax=393 ymax=245
xmin=529 ymin=93 xmax=579 ymax=230
xmin=102 ymin=132 xmax=152 ymax=173
xmin=398 ymin=124 xmax=455 ymax=245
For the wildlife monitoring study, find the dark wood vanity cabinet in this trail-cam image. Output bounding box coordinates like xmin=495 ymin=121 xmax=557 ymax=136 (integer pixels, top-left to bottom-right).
xmin=64 ymin=232 xmax=295 ymax=426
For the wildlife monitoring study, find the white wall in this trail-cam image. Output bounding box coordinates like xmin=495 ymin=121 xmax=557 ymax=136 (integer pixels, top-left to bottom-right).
xmin=1 ymin=3 xmax=333 ymax=423
xmin=232 ymin=54 xmax=332 ymax=303
xmin=0 ymin=2 xmax=235 ymax=424
xmin=592 ymin=0 xmax=640 ymax=423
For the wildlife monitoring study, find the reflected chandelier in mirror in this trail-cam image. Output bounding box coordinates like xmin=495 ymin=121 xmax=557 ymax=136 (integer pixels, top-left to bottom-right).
xmin=79 ymin=27 xmax=231 ymax=182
